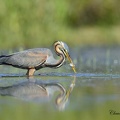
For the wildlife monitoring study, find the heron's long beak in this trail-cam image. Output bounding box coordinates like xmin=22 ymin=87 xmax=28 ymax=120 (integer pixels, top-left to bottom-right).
xmin=65 ymin=52 xmax=76 ymax=73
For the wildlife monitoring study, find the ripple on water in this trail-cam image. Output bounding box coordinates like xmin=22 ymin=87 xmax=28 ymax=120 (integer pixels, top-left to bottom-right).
xmin=1 ymin=72 xmax=120 ymax=79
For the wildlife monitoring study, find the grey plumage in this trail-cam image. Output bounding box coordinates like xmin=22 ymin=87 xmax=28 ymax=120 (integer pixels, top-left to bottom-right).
xmin=0 ymin=55 xmax=8 ymax=64
xmin=0 ymin=48 xmax=53 ymax=69
xmin=0 ymin=41 xmax=76 ymax=76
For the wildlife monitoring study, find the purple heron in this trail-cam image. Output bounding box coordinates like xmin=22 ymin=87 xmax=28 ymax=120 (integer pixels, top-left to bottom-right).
xmin=0 ymin=41 xmax=76 ymax=76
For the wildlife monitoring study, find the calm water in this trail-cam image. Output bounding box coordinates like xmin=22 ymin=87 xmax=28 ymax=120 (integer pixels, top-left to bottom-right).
xmin=0 ymin=47 xmax=120 ymax=120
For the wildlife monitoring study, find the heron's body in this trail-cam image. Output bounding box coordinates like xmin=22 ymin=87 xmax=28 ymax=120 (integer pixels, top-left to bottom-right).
xmin=0 ymin=41 xmax=76 ymax=76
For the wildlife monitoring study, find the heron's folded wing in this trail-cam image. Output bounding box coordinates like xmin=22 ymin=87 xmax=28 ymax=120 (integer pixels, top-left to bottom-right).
xmin=5 ymin=50 xmax=47 ymax=68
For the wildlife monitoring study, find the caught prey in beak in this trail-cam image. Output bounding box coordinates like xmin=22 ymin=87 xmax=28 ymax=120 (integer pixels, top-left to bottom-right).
xmin=65 ymin=52 xmax=76 ymax=73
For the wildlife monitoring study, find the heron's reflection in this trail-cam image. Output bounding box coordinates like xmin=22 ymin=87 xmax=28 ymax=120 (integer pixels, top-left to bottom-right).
xmin=0 ymin=76 xmax=76 ymax=110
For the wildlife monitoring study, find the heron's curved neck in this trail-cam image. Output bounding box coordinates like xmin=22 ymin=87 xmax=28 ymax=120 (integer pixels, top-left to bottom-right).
xmin=46 ymin=53 xmax=65 ymax=68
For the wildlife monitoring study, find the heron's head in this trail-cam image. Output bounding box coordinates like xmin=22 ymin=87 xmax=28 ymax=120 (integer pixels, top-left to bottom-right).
xmin=54 ymin=41 xmax=76 ymax=73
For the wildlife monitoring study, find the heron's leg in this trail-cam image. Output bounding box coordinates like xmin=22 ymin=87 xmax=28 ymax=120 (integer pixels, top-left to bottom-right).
xmin=26 ymin=68 xmax=36 ymax=76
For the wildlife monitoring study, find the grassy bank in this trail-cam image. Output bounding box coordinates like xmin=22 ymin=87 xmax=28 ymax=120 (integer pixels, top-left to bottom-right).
xmin=0 ymin=0 xmax=120 ymax=49
xmin=0 ymin=25 xmax=120 ymax=49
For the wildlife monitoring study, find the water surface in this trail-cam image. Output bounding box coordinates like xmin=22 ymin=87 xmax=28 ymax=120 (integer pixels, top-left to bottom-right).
xmin=0 ymin=47 xmax=120 ymax=120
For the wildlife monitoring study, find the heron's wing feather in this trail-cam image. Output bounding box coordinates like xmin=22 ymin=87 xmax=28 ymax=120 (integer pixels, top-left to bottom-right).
xmin=5 ymin=49 xmax=49 ymax=68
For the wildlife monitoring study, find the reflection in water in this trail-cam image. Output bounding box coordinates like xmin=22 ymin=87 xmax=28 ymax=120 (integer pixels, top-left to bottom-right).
xmin=56 ymin=76 xmax=76 ymax=110
xmin=0 ymin=76 xmax=76 ymax=110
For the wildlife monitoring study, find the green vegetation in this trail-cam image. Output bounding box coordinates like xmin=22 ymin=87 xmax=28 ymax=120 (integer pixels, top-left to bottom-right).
xmin=0 ymin=0 xmax=120 ymax=49
xmin=67 ymin=0 xmax=120 ymax=26
xmin=0 ymin=101 xmax=117 ymax=120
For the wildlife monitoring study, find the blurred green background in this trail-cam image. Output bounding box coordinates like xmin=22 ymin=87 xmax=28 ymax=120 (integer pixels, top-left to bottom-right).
xmin=0 ymin=0 xmax=120 ymax=49
xmin=0 ymin=1 xmax=120 ymax=120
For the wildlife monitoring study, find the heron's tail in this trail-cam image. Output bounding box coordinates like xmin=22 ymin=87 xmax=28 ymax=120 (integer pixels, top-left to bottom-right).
xmin=0 ymin=87 xmax=10 ymax=96
xmin=0 ymin=55 xmax=7 ymax=65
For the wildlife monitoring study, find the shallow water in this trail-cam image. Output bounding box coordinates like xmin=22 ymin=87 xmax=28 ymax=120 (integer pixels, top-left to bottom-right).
xmin=0 ymin=47 xmax=120 ymax=120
